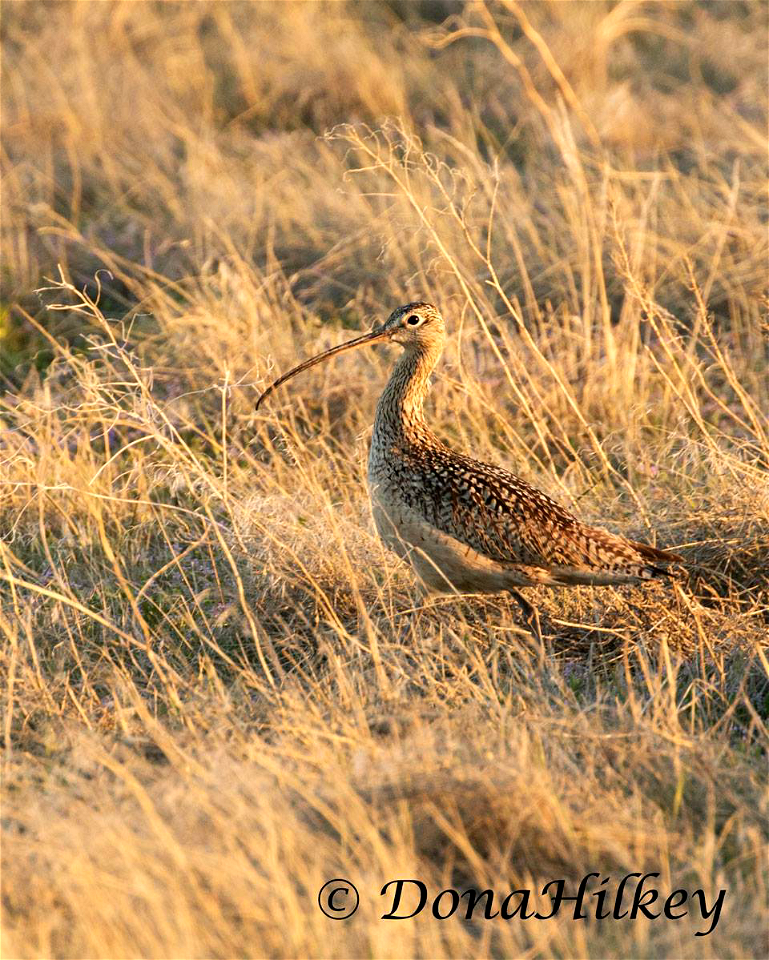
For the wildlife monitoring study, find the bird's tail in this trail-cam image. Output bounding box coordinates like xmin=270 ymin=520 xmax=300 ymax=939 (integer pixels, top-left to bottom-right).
xmin=628 ymin=538 xmax=683 ymax=578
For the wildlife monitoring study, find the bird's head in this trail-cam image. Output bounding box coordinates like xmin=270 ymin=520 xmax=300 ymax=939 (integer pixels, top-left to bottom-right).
xmin=377 ymin=301 xmax=445 ymax=349
xmin=255 ymin=301 xmax=445 ymax=410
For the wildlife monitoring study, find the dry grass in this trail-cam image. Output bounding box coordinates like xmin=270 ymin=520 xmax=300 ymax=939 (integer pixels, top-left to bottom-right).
xmin=1 ymin=1 xmax=768 ymax=958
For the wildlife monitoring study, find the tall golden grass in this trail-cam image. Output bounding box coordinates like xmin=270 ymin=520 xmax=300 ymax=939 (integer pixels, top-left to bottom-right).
xmin=1 ymin=1 xmax=767 ymax=957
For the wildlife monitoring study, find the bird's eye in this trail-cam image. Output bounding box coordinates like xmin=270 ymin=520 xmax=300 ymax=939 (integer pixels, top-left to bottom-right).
xmin=406 ymin=314 xmax=421 ymax=326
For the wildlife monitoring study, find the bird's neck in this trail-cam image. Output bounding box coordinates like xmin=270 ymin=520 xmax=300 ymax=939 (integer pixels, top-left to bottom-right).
xmin=373 ymin=340 xmax=442 ymax=444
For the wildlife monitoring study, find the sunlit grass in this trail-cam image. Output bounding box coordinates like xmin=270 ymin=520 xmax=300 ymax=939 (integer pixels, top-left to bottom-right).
xmin=1 ymin=2 xmax=767 ymax=958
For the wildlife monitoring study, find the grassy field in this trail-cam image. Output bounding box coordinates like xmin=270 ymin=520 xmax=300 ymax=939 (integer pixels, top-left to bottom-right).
xmin=2 ymin=1 xmax=768 ymax=957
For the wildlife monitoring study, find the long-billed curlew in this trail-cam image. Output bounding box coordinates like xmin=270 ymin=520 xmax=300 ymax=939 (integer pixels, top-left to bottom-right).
xmin=256 ymin=302 xmax=681 ymax=639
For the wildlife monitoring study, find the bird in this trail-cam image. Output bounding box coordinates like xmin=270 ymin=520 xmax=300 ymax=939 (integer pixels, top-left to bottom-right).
xmin=255 ymin=302 xmax=682 ymax=640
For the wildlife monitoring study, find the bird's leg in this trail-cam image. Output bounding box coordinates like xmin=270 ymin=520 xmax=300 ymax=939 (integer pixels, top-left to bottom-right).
xmin=398 ymin=606 xmax=422 ymax=644
xmin=508 ymin=588 xmax=544 ymax=649
xmin=396 ymin=588 xmax=433 ymax=644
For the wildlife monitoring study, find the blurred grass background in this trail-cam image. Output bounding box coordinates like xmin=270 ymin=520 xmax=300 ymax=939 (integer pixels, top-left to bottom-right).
xmin=1 ymin=1 xmax=768 ymax=958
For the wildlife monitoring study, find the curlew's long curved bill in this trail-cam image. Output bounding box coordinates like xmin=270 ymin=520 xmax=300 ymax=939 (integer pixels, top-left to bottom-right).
xmin=255 ymin=327 xmax=390 ymax=410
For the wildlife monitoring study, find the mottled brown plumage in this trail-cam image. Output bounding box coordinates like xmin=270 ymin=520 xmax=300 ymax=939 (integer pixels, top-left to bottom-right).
xmin=256 ymin=302 xmax=682 ymax=637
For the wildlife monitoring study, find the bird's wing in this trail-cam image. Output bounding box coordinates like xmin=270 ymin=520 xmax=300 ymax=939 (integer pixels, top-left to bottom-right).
xmin=404 ymin=446 xmax=679 ymax=579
